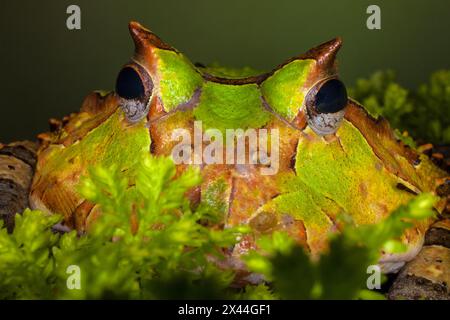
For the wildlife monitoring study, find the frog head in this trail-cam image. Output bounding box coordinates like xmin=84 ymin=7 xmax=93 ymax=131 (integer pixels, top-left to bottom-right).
xmin=30 ymin=22 xmax=447 ymax=272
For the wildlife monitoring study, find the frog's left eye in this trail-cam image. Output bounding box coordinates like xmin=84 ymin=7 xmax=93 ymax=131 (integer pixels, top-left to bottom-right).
xmin=304 ymin=78 xmax=348 ymax=135
xmin=116 ymin=67 xmax=145 ymax=100
xmin=115 ymin=63 xmax=153 ymax=123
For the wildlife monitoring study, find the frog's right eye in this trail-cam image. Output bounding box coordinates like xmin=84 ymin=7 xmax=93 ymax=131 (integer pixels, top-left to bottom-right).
xmin=304 ymin=78 xmax=348 ymax=136
xmin=115 ymin=63 xmax=153 ymax=123
xmin=314 ymin=79 xmax=347 ymax=114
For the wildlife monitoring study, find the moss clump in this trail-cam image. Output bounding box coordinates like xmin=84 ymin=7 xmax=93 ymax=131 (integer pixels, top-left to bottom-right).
xmin=0 ymin=153 xmax=437 ymax=299
xmin=349 ymin=69 xmax=450 ymax=144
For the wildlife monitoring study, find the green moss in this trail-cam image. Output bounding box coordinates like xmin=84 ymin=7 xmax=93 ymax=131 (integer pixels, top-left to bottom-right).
xmin=261 ymin=59 xmax=314 ymax=120
xmin=0 ymin=154 xmax=437 ymax=299
xmin=156 ymin=49 xmax=203 ymax=112
xmin=348 ymin=69 xmax=450 ymax=144
xmin=193 ymin=82 xmax=271 ymax=131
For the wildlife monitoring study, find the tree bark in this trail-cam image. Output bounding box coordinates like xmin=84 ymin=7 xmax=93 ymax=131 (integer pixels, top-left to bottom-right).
xmin=388 ymin=219 xmax=450 ymax=300
xmin=0 ymin=141 xmax=38 ymax=232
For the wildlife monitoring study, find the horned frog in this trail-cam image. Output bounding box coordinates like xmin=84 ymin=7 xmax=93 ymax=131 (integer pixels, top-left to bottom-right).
xmin=30 ymin=21 xmax=447 ymax=273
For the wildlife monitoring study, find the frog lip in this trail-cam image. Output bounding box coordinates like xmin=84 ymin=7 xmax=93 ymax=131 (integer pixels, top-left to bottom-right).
xmin=306 ymin=108 xmax=347 ymax=136
xmin=119 ymin=98 xmax=150 ymax=123
xmin=378 ymin=236 xmax=424 ymax=273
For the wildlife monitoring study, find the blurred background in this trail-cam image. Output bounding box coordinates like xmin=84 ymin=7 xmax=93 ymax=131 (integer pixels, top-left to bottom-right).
xmin=0 ymin=0 xmax=449 ymax=142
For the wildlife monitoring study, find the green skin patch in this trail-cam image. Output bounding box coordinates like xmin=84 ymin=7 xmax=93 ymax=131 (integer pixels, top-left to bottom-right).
xmin=260 ymin=180 xmax=342 ymax=254
xmin=48 ymin=111 xmax=150 ymax=172
xmin=294 ymin=120 xmax=414 ymax=225
xmin=255 ymin=120 xmax=417 ymax=254
xmin=201 ymin=177 xmax=230 ymax=218
xmin=261 ymin=59 xmax=315 ymax=120
xmin=35 ymin=110 xmax=151 ymax=216
xmin=156 ymin=49 xmax=203 ymax=112
xmin=155 ymin=49 xmax=314 ymax=130
xmin=193 ymin=82 xmax=272 ymax=131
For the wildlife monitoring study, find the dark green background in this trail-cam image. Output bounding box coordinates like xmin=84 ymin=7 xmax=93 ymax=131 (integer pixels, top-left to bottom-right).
xmin=0 ymin=0 xmax=448 ymax=142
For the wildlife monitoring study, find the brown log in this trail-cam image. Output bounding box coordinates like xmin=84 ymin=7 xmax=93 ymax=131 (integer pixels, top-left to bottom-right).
xmin=0 ymin=141 xmax=38 ymax=232
xmin=388 ymin=219 xmax=450 ymax=300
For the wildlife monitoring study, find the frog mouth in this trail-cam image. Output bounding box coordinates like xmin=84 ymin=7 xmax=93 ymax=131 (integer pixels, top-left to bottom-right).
xmin=378 ymin=234 xmax=424 ymax=273
xmin=396 ymin=182 xmax=419 ymax=195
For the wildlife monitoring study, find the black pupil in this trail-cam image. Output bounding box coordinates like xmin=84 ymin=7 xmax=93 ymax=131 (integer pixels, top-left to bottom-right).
xmin=315 ymin=79 xmax=348 ymax=114
xmin=116 ymin=67 xmax=145 ymax=100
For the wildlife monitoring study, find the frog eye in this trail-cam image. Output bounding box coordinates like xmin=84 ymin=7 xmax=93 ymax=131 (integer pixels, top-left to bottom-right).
xmin=315 ymin=79 xmax=347 ymax=114
xmin=115 ymin=63 xmax=153 ymax=123
xmin=305 ymin=78 xmax=348 ymax=135
xmin=116 ymin=67 xmax=145 ymax=99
